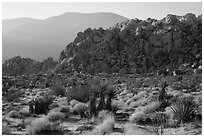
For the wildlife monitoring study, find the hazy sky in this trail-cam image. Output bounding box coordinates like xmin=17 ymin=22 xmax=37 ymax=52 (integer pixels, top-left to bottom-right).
xmin=2 ymin=2 xmax=202 ymax=20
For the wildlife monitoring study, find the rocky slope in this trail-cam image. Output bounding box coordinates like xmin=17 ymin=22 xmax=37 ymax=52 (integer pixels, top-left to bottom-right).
xmin=57 ymin=13 xmax=202 ymax=74
xmin=2 ymin=56 xmax=58 ymax=76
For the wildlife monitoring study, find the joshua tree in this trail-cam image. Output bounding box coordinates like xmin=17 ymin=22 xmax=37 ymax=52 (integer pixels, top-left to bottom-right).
xmin=28 ymin=99 xmax=35 ymax=114
xmin=106 ymin=88 xmax=115 ymax=111
xmin=97 ymin=91 xmax=105 ymax=112
xmin=158 ymin=82 xmax=168 ymax=102
xmin=89 ymin=92 xmax=97 ymax=117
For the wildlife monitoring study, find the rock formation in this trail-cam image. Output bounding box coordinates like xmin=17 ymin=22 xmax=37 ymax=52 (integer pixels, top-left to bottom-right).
xmin=57 ymin=13 xmax=202 ymax=74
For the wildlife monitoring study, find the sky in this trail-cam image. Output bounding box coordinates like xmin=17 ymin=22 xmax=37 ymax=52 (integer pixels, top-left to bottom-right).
xmin=2 ymin=2 xmax=202 ymax=20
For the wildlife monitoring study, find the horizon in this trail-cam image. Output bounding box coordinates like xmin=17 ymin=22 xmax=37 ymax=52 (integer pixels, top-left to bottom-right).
xmin=2 ymin=11 xmax=203 ymax=21
xmin=3 ymin=2 xmax=202 ymax=20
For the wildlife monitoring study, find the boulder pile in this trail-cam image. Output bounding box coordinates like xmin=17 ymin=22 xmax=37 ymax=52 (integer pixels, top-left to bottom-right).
xmin=57 ymin=13 xmax=202 ymax=74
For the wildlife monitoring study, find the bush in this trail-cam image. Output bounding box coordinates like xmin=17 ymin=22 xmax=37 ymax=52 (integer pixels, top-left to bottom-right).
xmin=46 ymin=111 xmax=65 ymax=122
xmin=87 ymin=115 xmax=115 ymax=135
xmin=26 ymin=117 xmax=63 ymax=135
xmin=9 ymin=110 xmax=21 ymax=118
xmin=72 ymin=102 xmax=90 ymax=118
xmin=50 ymin=83 xmax=66 ymax=96
xmin=170 ymin=96 xmax=198 ymax=124
xmin=98 ymin=110 xmax=114 ymax=122
xmin=17 ymin=118 xmax=34 ymax=129
xmin=69 ymin=99 xmax=80 ymax=108
xmin=59 ymin=106 xmax=70 ymax=113
xmin=67 ymin=84 xmax=91 ymax=102
xmin=19 ymin=107 xmax=31 ymax=117
xmin=34 ymin=94 xmax=54 ymax=114
xmin=129 ymin=101 xmax=161 ymax=124
xmin=2 ymin=124 xmax=11 ymax=135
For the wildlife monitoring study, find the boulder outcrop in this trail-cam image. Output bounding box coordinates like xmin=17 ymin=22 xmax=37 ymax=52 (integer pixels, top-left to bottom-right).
xmin=57 ymin=13 xmax=202 ymax=74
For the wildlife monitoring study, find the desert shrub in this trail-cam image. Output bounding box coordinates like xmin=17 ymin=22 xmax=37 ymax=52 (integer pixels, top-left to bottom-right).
xmin=69 ymin=99 xmax=80 ymax=108
xmin=124 ymin=123 xmax=154 ymax=135
xmin=129 ymin=101 xmax=161 ymax=124
xmin=67 ymin=84 xmax=91 ymax=102
xmin=87 ymin=115 xmax=115 ymax=135
xmin=4 ymin=88 xmax=23 ymax=102
xmin=50 ymin=83 xmax=66 ymax=96
xmin=141 ymin=101 xmax=161 ymax=113
xmin=72 ymin=102 xmax=90 ymax=118
xmin=34 ymin=94 xmax=54 ymax=114
xmin=2 ymin=124 xmax=11 ymax=135
xmin=26 ymin=117 xmax=63 ymax=135
xmin=9 ymin=110 xmax=21 ymax=118
xmin=149 ymin=112 xmax=168 ymax=135
xmin=19 ymin=107 xmax=31 ymax=117
xmin=17 ymin=118 xmax=34 ymax=129
xmin=59 ymin=106 xmax=70 ymax=113
xmin=49 ymin=102 xmax=59 ymax=109
xmin=170 ymin=96 xmax=198 ymax=124
xmin=46 ymin=111 xmax=65 ymax=122
xmin=98 ymin=110 xmax=114 ymax=121
xmin=57 ymin=97 xmax=69 ymax=106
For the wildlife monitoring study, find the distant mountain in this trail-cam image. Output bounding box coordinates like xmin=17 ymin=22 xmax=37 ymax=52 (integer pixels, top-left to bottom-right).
xmin=2 ymin=12 xmax=128 ymax=61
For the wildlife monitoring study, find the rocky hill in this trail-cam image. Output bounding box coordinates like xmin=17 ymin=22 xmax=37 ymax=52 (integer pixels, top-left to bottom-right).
xmin=2 ymin=56 xmax=58 ymax=76
xmin=56 ymin=13 xmax=202 ymax=74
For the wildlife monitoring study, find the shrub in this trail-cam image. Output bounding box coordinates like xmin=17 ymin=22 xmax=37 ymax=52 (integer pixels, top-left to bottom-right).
xmin=124 ymin=123 xmax=154 ymax=135
xmin=19 ymin=107 xmax=31 ymax=117
xmin=60 ymin=106 xmax=70 ymax=113
xmin=26 ymin=117 xmax=63 ymax=135
xmin=69 ymin=99 xmax=80 ymax=108
xmin=67 ymin=84 xmax=91 ymax=102
xmin=2 ymin=124 xmax=11 ymax=135
xmin=9 ymin=110 xmax=20 ymax=118
xmin=46 ymin=111 xmax=65 ymax=122
xmin=34 ymin=94 xmax=54 ymax=114
xmin=98 ymin=110 xmax=114 ymax=122
xmin=17 ymin=118 xmax=34 ymax=129
xmin=129 ymin=101 xmax=161 ymax=124
xmin=87 ymin=115 xmax=115 ymax=135
xmin=57 ymin=97 xmax=69 ymax=106
xmin=170 ymin=96 xmax=198 ymax=124
xmin=72 ymin=102 xmax=90 ymax=118
xmin=50 ymin=83 xmax=66 ymax=96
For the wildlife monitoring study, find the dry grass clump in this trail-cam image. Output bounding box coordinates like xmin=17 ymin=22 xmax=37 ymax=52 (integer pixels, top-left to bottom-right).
xmin=98 ymin=110 xmax=114 ymax=122
xmin=129 ymin=101 xmax=161 ymax=124
xmin=124 ymin=123 xmax=154 ymax=135
xmin=86 ymin=115 xmax=115 ymax=135
xmin=9 ymin=108 xmax=30 ymax=119
xmin=26 ymin=117 xmax=63 ymax=135
xmin=19 ymin=107 xmax=31 ymax=117
xmin=71 ymin=102 xmax=89 ymax=118
xmin=8 ymin=110 xmax=21 ymax=118
xmin=69 ymin=99 xmax=80 ymax=108
xmin=46 ymin=110 xmax=65 ymax=122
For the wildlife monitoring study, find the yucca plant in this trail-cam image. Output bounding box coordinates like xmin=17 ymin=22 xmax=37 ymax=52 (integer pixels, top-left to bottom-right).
xmin=170 ymin=96 xmax=198 ymax=125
